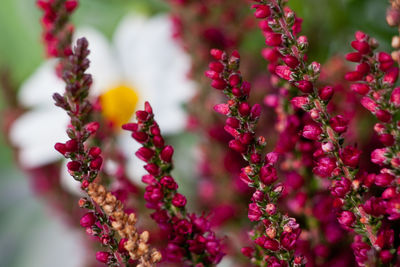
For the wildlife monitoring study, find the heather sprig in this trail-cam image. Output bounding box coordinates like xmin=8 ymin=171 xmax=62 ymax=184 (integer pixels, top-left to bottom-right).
xmin=37 ymin=0 xmax=77 ymax=59
xmin=206 ymin=49 xmax=303 ymax=266
xmin=53 ymin=38 xmax=161 ymax=266
xmin=251 ymin=0 xmax=397 ymax=265
xmin=345 ymin=33 xmax=400 ymax=177
xmin=123 ymin=102 xmax=225 ymax=266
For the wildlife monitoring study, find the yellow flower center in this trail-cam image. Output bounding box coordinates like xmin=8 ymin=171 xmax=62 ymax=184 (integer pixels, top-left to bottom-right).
xmin=100 ymin=84 xmax=139 ymax=129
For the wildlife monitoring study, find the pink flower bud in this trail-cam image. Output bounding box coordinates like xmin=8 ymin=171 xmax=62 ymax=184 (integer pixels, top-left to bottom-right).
xmin=322 ymin=142 xmax=334 ymax=153
xmin=331 ymin=177 xmax=351 ymax=198
xmin=313 ymin=156 xmax=336 ymax=178
xmin=302 ymin=124 xmax=322 ymax=140
xmin=250 ymin=104 xmax=262 ymax=119
xmin=135 ymin=147 xmax=155 ymax=162
xmin=89 ymin=147 xmax=101 ymax=158
xmin=356 ymin=62 xmax=370 ymax=75
xmin=248 ymin=203 xmax=262 ymax=221
xmin=376 ymin=110 xmax=392 ymax=122
xmin=346 ymin=52 xmax=362 ymax=62
xmin=224 ymin=125 xmax=239 ymax=138
xmin=295 ymin=80 xmax=313 ymax=93
xmin=291 ymin=96 xmax=309 ymax=108
xmin=238 ymin=102 xmax=251 ymax=117
xmin=229 ymin=74 xmax=241 ymax=86
xmin=153 ymin=135 xmax=164 ymax=148
xmin=172 ymin=193 xmax=187 ymax=207
xmin=65 ymin=0 xmax=78 ymax=12
xmin=265 ymin=33 xmax=282 ymax=46
xmin=266 ymin=152 xmax=279 ymax=164
xmin=205 ymin=70 xmax=219 ymax=79
xmin=131 ymin=131 xmax=148 ymax=143
xmin=241 ymin=247 xmax=254 ymax=258
xmin=283 ymin=55 xmax=299 ymax=68
xmin=253 ymin=4 xmax=271 ymax=18
xmin=118 ymin=238 xmax=128 ymax=253
xmin=351 ymin=83 xmax=370 ymax=95
xmin=80 ymin=212 xmax=96 ymax=227
xmin=275 ymin=65 xmax=293 ymax=81
xmin=318 ymin=86 xmax=334 ymax=101
xmin=340 ymin=146 xmax=361 ymax=168
xmin=213 ymin=103 xmax=230 ymax=115
xmin=391 ymin=87 xmax=400 ymax=107
xmin=122 ymin=123 xmax=138 ymax=131
xmin=210 ymin=49 xmax=224 ymax=60
xmin=144 ymin=163 xmax=160 ymax=176
xmin=375 ymin=173 xmax=394 ymax=187
xmin=351 ymin=40 xmax=370 ymax=54
xmin=211 ymin=79 xmax=227 ymax=90
xmin=345 ymin=71 xmax=363 ymax=81
xmin=55 ymin=142 xmax=67 ymax=155
xmin=136 ymin=110 xmax=149 ymax=121
xmin=251 ymin=153 xmax=261 ymax=164
xmin=142 ymin=174 xmax=156 ymax=185
xmin=263 ymin=238 xmax=279 ymax=251
xmin=241 ymin=81 xmax=251 ymax=95
xmin=379 ymin=134 xmax=394 ymax=146
xmin=229 ymin=140 xmax=246 ymax=153
xmin=160 ymin=176 xmax=178 ymax=190
xmin=338 ymin=211 xmax=355 ymax=227
xmin=297 ymin=35 xmax=308 ymax=48
xmin=383 ymin=67 xmax=399 ymax=84
xmin=160 ymin=145 xmax=174 ymax=162
xmin=85 ymin=122 xmax=99 ymax=134
xmin=226 ymin=117 xmax=240 ymax=128
xmin=371 ymin=148 xmax=387 ymax=166
xmin=144 ymin=101 xmax=153 ymax=114
xmin=96 ymin=251 xmax=110 ymax=264
xmin=67 ymin=160 xmax=81 ymax=172
xmin=330 ymin=115 xmax=349 ymax=133
xmin=382 ymin=187 xmax=397 ymax=199
xmin=209 ymin=61 xmax=224 ymax=72
xmin=240 ymin=132 xmax=253 ymax=145
xmin=261 ymin=48 xmax=281 ymax=62
xmin=360 ymin=97 xmax=377 ymax=112
xmin=89 ymin=156 xmax=103 ymax=170
xmin=65 ymin=139 xmax=78 ymax=152
xmin=260 ymin=165 xmax=278 ymax=185
xmin=380 ymin=250 xmax=393 ymax=264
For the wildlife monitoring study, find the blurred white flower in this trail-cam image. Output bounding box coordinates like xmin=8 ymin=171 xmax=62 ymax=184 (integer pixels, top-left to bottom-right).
xmin=10 ymin=14 xmax=195 ymax=189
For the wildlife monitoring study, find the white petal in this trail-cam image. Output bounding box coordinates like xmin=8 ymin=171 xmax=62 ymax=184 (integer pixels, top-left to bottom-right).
xmin=9 ymin=107 xmax=69 ymax=168
xmin=114 ymin=14 xmax=195 ymax=134
xmin=18 ymin=60 xmax=65 ymax=108
xmin=118 ymin=131 xmax=146 ymax=186
xmin=74 ymin=27 xmax=122 ymax=96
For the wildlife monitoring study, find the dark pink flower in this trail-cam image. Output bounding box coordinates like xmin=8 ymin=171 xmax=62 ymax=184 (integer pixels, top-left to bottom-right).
xmin=260 ymin=164 xmax=278 ymax=185
xmin=248 ymin=202 xmax=262 ymax=221
xmin=338 ymin=211 xmax=356 ymax=227
xmin=340 ymin=146 xmax=361 ymax=168
xmin=313 ymin=156 xmax=336 ymax=178
xmin=330 ymin=177 xmax=351 ymax=198
xmin=330 ymin=115 xmax=349 ymax=134
xmin=302 ymin=124 xmax=322 ymax=140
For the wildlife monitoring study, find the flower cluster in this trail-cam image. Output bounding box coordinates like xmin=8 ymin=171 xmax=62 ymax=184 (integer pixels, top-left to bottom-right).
xmin=123 ymin=102 xmax=224 ymax=266
xmin=88 ymin=182 xmax=161 ymax=266
xmin=206 ymin=49 xmax=303 ymax=266
xmin=253 ymin=0 xmax=400 ymax=265
xmin=37 ymin=0 xmax=78 ymax=59
xmin=53 ymin=38 xmax=160 ymax=266
xmin=7 ymin=0 xmax=400 ymax=266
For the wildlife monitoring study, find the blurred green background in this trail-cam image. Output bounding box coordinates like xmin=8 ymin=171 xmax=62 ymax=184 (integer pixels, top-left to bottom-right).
xmin=0 ymin=0 xmax=395 ymax=266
